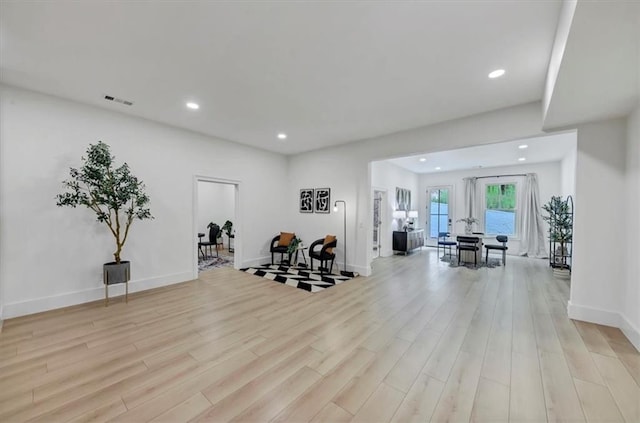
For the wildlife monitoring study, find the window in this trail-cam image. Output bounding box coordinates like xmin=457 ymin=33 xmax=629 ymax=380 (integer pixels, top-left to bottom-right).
xmin=485 ymin=183 xmax=516 ymax=235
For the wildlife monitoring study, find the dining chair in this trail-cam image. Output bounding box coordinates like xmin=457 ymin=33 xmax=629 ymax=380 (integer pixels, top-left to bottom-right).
xmin=437 ymin=232 xmax=457 ymax=259
xmin=456 ymin=236 xmax=481 ymax=267
xmin=485 ymin=235 xmax=508 ymax=265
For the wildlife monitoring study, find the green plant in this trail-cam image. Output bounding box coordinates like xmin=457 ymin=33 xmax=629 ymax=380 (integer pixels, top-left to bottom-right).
xmin=542 ymin=196 xmax=573 ymax=265
xmin=287 ymin=236 xmax=301 ymax=255
xmin=222 ymin=220 xmax=233 ymax=238
xmin=56 ymin=141 xmax=153 ymax=263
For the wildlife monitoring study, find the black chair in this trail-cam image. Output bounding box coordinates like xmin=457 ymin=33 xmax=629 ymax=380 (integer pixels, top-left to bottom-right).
xmin=437 ymin=232 xmax=457 ymax=259
xmin=485 ymin=235 xmax=508 ymax=265
xmin=270 ymin=233 xmax=295 ymax=265
xmin=199 ymin=223 xmax=220 ymax=259
xmin=456 ymin=236 xmax=481 ymax=267
xmin=309 ymin=237 xmax=337 ymax=275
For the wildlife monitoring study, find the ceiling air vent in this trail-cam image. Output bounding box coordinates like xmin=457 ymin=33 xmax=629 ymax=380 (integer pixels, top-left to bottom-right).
xmin=103 ymin=95 xmax=133 ymax=106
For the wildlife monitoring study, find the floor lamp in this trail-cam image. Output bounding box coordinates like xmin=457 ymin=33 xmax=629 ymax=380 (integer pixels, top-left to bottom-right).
xmin=333 ymin=200 xmax=355 ymax=277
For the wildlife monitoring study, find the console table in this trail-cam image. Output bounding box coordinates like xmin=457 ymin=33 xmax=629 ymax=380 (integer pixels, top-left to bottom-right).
xmin=393 ymin=229 xmax=424 ymax=255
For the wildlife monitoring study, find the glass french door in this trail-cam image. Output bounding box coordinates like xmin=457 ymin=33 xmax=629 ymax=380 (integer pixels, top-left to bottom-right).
xmin=427 ymin=186 xmax=452 ymax=245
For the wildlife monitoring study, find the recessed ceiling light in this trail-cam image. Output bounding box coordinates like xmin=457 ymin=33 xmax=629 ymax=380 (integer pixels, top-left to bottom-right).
xmin=518 ymin=157 xmax=526 ymax=161
xmin=519 ymin=144 xmax=528 ymax=149
xmin=488 ymin=69 xmax=505 ymax=79
xmin=419 ymin=158 xmax=426 ymax=162
xmin=277 ymin=133 xmax=287 ymax=140
xmin=435 ymin=166 xmax=441 ymax=170
xmin=186 ymin=102 xmax=199 ymax=110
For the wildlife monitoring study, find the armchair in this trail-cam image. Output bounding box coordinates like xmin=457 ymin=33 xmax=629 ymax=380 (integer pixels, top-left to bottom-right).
xmin=270 ymin=232 xmax=295 ymax=265
xmin=309 ymin=235 xmax=337 ymax=275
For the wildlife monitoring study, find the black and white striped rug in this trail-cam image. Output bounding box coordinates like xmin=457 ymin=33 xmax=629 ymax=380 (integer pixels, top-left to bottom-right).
xmin=240 ymin=264 xmax=354 ymax=292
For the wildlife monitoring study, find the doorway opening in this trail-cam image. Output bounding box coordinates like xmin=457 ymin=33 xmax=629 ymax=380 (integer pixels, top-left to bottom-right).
xmin=194 ymin=177 xmax=239 ymax=275
xmin=373 ymin=190 xmax=384 ymax=258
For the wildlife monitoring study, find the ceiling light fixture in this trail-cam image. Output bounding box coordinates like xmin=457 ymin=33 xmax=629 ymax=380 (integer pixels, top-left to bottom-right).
xmin=277 ymin=133 xmax=287 ymax=140
xmin=519 ymin=144 xmax=528 ymax=149
xmin=186 ymin=102 xmax=199 ymax=110
xmin=419 ymin=158 xmax=426 ymax=162
xmin=518 ymin=157 xmax=526 ymax=162
xmin=488 ymin=69 xmax=505 ymax=79
xmin=435 ymin=166 xmax=441 ymax=170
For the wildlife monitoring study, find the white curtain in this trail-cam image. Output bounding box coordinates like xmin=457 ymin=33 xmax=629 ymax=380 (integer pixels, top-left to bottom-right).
xmin=463 ymin=177 xmax=480 ymax=221
xmin=519 ymin=173 xmax=548 ymax=257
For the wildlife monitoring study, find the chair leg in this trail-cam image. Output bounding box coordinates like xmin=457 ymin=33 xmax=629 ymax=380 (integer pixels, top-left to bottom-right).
xmin=329 ymin=258 xmax=334 ymax=274
xmin=503 ymin=250 xmax=506 ymax=265
xmin=486 ymin=249 xmax=489 ymax=264
xmin=310 ymin=257 xmax=314 ymax=271
xmin=458 ymin=251 xmax=461 ymax=265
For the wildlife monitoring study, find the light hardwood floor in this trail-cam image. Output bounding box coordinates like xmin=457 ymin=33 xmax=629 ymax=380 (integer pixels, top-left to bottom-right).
xmin=1 ymin=249 xmax=638 ymax=422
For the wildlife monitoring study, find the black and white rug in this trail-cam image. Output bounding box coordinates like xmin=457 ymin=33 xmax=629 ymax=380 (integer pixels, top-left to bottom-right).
xmin=440 ymin=254 xmax=502 ymax=269
xmin=240 ymin=264 xmax=354 ymax=292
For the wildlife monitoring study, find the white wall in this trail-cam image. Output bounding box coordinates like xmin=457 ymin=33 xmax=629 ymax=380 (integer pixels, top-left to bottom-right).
xmin=623 ymin=107 xmax=640 ymax=348
xmin=417 ymin=161 xmax=561 ymax=254
xmin=0 ymin=84 xmax=289 ymax=318
xmin=560 ymin=142 xmax=577 ymax=199
xmin=569 ymin=118 xmax=629 ymax=336
xmin=197 ymin=181 xmax=235 ymax=238
xmin=371 ymin=161 xmax=419 ymax=257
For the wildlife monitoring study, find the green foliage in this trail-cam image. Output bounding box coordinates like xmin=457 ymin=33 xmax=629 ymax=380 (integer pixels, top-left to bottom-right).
xmin=486 ymin=183 xmax=516 ymax=210
xmin=222 ymin=220 xmax=233 ymax=238
xmin=286 ymin=236 xmax=301 ymax=255
xmin=430 ymin=189 xmax=449 ymax=204
xmin=56 ymin=141 xmax=153 ymax=263
xmin=542 ymin=196 xmax=573 ymax=244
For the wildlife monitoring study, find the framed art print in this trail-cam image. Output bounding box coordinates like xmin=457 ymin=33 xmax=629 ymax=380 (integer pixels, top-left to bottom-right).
xmin=314 ymin=188 xmax=331 ymax=213
xmin=300 ymin=189 xmax=314 ymax=213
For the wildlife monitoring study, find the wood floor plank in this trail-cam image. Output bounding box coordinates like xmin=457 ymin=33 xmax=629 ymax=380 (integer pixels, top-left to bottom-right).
xmin=272 ymin=347 xmax=376 ymax=423
xmin=573 ymin=378 xmax=624 ymax=423
xmin=0 ymin=254 xmax=638 ymax=423
xmin=309 ymin=402 xmax=353 ymax=423
xmin=510 ymin=351 xmax=547 ymax=423
xmin=591 ymin=352 xmax=640 ymax=423
xmin=390 ymin=373 xmax=444 ymax=423
xmin=333 ymin=337 xmax=411 ymax=415
xmin=230 ymin=366 xmax=323 ymax=422
xmin=470 ymin=377 xmax=509 ymax=423
xmin=538 ymin=350 xmax=586 ymax=422
xmin=350 ymin=382 xmax=405 ymax=423
xmin=430 ymin=350 xmax=484 ymax=423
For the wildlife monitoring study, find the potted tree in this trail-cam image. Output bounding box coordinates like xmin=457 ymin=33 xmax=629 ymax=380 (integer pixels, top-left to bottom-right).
xmin=542 ymin=196 xmax=573 ymax=277
xmin=56 ymin=141 xmax=153 ymax=289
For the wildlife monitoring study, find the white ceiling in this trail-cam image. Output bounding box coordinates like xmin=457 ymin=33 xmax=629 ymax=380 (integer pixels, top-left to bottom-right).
xmin=0 ymin=1 xmax=562 ymax=155
xmin=387 ymin=131 xmax=576 ymax=174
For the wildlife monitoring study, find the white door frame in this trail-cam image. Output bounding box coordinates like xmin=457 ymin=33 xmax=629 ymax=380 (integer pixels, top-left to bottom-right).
xmin=193 ymin=175 xmax=242 ymax=279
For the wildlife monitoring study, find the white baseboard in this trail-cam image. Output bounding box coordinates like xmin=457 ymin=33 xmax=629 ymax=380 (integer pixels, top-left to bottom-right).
xmin=3 ymin=271 xmax=193 ymax=319
xmin=620 ymin=315 xmax=640 ymax=352
xmin=240 ymin=255 xmax=271 ymax=269
xmin=0 ymin=304 xmax=3 ymax=332
xmin=567 ymin=301 xmax=640 ymax=352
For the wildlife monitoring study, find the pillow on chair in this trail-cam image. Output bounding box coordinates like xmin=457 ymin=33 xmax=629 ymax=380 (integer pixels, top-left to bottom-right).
xmin=278 ymin=232 xmax=295 ymax=247
xmin=323 ymin=235 xmax=336 ymax=254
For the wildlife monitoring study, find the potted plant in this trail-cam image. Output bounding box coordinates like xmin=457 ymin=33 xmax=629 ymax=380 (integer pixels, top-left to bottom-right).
xmin=542 ymin=196 xmax=573 ymax=272
xmin=222 ymin=220 xmax=233 ymax=249
xmin=457 ymin=217 xmax=479 ymax=235
xmin=56 ymin=141 xmax=153 ymax=287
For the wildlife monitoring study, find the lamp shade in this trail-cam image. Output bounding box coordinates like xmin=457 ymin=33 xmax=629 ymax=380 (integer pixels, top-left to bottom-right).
xmin=407 ymin=210 xmax=419 ymax=218
xmin=393 ymin=210 xmax=407 ymax=219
